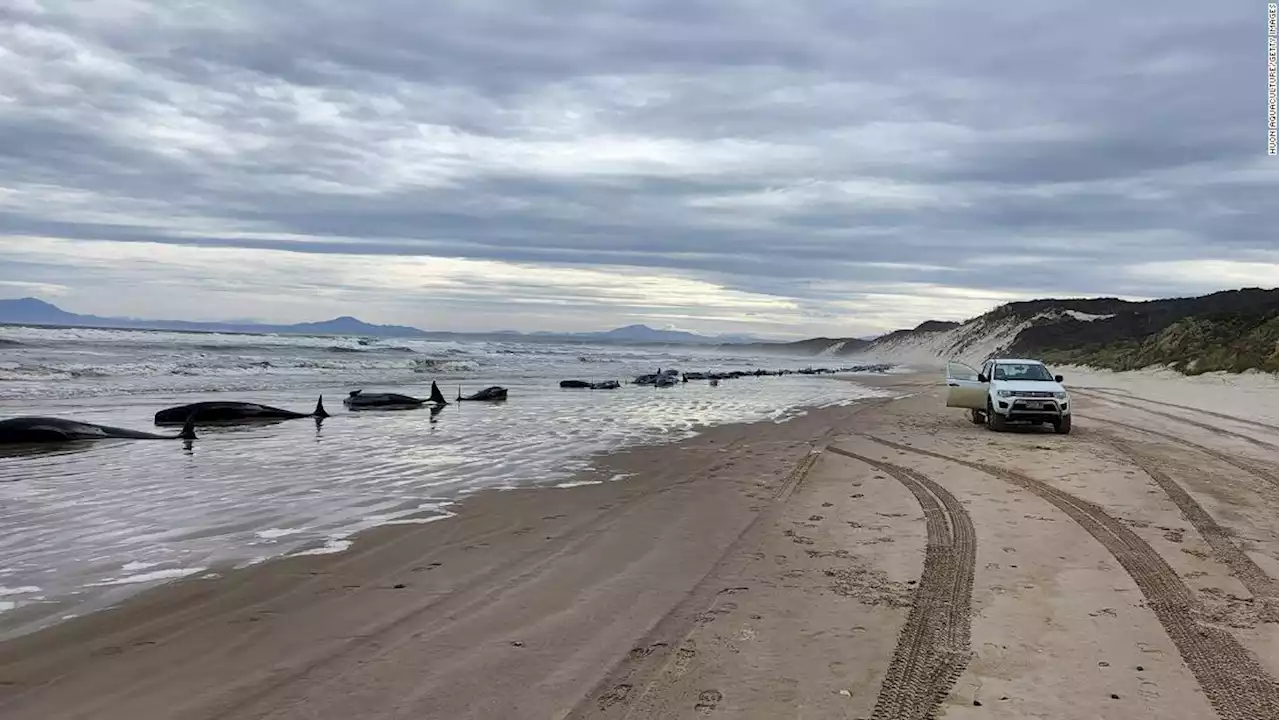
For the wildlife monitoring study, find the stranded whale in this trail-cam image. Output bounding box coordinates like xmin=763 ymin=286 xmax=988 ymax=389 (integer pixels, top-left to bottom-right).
xmin=344 ymin=382 xmax=448 ymax=409
xmin=154 ymin=396 xmax=329 ymax=425
xmin=456 ymin=386 xmax=508 ymax=402
xmin=560 ymin=380 xmax=621 ymax=390
xmin=0 ymin=414 xmax=197 ymax=444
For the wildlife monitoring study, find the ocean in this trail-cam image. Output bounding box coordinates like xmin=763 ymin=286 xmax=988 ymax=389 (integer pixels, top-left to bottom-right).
xmin=0 ymin=324 xmax=893 ymax=638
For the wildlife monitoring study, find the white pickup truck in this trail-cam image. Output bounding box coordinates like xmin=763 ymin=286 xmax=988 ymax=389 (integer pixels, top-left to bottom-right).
xmin=946 ymin=357 xmax=1072 ymax=434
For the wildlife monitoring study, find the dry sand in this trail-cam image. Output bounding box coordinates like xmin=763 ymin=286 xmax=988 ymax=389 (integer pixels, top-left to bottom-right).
xmin=0 ymin=371 xmax=1274 ymax=720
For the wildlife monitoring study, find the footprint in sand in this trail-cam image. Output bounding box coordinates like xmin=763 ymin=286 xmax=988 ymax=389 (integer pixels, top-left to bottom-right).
xmin=671 ymin=645 xmax=697 ymax=676
xmin=629 ymin=642 xmax=669 ymax=660
xmin=597 ymin=684 xmax=632 ymax=710
xmin=695 ymin=689 xmax=723 ymax=714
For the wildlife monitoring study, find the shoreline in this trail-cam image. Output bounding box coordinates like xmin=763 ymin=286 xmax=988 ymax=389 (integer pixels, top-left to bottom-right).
xmin=0 ymin=384 xmax=913 ymax=720
xmin=0 ymin=377 xmax=910 ymax=643
xmin=0 ymin=368 xmax=895 ymax=634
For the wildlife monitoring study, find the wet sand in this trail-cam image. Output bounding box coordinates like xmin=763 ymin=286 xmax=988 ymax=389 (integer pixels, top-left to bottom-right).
xmin=0 ymin=371 xmax=1275 ymax=720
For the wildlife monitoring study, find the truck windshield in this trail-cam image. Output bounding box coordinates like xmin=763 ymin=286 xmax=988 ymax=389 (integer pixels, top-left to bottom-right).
xmin=993 ymin=364 xmax=1054 ymax=381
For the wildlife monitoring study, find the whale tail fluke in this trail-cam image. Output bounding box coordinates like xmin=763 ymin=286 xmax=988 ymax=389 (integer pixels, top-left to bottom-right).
xmin=429 ymin=381 xmax=448 ymax=405
xmin=314 ymin=395 xmax=330 ymax=418
xmin=179 ymin=413 xmax=198 ymax=441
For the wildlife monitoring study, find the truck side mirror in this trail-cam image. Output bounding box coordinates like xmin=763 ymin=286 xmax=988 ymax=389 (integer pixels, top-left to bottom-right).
xmin=1054 ymin=375 xmax=1064 ymax=383
xmin=977 ymin=374 xmax=988 ymax=383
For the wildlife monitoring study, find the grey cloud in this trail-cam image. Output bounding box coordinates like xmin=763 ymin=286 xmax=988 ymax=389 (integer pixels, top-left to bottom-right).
xmin=0 ymin=0 xmax=1274 ymax=336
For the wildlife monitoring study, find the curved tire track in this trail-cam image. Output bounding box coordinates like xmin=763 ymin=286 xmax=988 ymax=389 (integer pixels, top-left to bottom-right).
xmin=1072 ymin=388 xmax=1279 ymax=432
xmin=827 ymin=447 xmax=975 ymax=720
xmin=1106 ymin=439 xmax=1277 ymax=615
xmin=859 ymin=435 xmax=1278 ymax=720
xmin=1094 ymin=418 xmax=1277 ymax=488
xmin=1076 ymin=392 xmax=1277 ymax=450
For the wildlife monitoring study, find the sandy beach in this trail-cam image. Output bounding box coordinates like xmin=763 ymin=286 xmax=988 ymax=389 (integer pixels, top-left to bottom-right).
xmin=0 ymin=369 xmax=1274 ymax=720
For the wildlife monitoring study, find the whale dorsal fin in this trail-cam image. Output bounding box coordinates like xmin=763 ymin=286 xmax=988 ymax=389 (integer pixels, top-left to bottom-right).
xmin=429 ymin=381 xmax=447 ymax=405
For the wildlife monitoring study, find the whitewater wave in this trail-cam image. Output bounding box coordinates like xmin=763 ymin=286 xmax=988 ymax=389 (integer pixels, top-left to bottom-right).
xmin=412 ymin=358 xmax=481 ymax=373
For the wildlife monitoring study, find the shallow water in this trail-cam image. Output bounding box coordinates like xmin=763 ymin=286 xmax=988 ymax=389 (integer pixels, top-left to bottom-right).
xmin=0 ymin=325 xmax=892 ymax=637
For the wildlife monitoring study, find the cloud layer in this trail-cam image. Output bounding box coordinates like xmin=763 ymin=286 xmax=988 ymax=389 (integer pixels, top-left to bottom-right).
xmin=0 ymin=0 xmax=1275 ymax=337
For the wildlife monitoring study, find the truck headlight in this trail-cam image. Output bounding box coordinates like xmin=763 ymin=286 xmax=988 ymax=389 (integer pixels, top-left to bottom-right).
xmin=997 ymin=390 xmax=1014 ymax=397
xmin=1054 ymin=392 xmax=1067 ymax=399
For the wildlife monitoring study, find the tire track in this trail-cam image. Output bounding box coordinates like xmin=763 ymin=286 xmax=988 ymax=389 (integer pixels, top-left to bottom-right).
xmin=1072 ymin=388 xmax=1279 ymax=432
xmin=1075 ymin=392 xmax=1277 ymax=450
xmin=859 ymin=435 xmax=1278 ymax=720
xmin=1106 ymin=439 xmax=1277 ymax=615
xmin=826 ymin=447 xmax=975 ymax=720
xmin=566 ymin=444 xmax=826 ymax=720
xmin=1094 ymin=418 xmax=1277 ymax=487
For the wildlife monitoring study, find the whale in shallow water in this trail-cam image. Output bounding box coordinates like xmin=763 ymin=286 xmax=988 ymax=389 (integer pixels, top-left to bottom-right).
xmin=0 ymin=414 xmax=197 ymax=444
xmin=456 ymin=386 xmax=508 ymax=402
xmin=562 ymin=379 xmax=620 ymax=390
xmin=344 ymin=382 xmax=448 ymax=409
xmin=154 ymin=396 xmax=328 ymax=425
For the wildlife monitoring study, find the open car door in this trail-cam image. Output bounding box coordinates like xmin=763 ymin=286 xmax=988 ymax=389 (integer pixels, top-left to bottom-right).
xmin=945 ymin=360 xmax=987 ymax=409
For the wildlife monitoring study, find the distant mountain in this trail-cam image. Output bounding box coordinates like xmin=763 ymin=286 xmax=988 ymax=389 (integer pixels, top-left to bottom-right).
xmin=745 ymin=288 xmax=1279 ymax=375
xmin=0 ymin=298 xmax=766 ymax=346
xmin=587 ymin=324 xmax=708 ymax=343
xmin=0 ymin=297 xmax=102 ymax=326
xmin=0 ymin=298 xmax=433 ymax=338
xmin=287 ymin=316 xmax=429 ymax=338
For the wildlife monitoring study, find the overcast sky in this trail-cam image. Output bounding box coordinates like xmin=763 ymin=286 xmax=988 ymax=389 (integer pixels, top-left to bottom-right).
xmin=0 ymin=1 xmax=1276 ymax=338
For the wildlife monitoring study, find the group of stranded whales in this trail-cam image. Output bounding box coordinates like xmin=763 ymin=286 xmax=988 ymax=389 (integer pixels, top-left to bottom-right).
xmin=1 ymin=363 xmax=892 ymax=447
xmin=573 ymin=363 xmax=893 ymax=389
xmin=0 ymin=380 xmax=510 ymax=447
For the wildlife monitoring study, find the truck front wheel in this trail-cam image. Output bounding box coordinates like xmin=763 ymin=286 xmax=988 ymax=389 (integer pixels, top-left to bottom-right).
xmin=1054 ymin=415 xmax=1072 ymax=434
xmin=986 ymin=400 xmax=1007 ymax=431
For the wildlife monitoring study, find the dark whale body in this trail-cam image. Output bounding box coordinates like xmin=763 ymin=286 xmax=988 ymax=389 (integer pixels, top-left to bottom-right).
xmin=154 ymin=396 xmax=328 ymax=425
xmin=344 ymin=382 xmax=448 ymax=409
xmin=0 ymin=414 xmax=197 ymax=444
xmin=560 ymin=379 xmax=619 ymax=390
xmin=457 ymin=386 xmax=508 ymax=402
